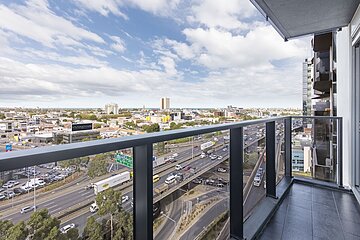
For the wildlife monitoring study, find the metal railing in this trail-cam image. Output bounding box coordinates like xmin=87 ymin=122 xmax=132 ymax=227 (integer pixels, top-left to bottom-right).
xmin=0 ymin=116 xmax=343 ymax=240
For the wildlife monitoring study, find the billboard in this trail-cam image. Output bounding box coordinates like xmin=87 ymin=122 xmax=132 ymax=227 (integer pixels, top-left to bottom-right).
xmin=72 ymin=123 xmax=93 ymax=132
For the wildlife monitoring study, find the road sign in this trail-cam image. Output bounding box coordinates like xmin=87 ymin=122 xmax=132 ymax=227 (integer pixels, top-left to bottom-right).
xmin=5 ymin=144 xmax=12 ymax=152
xmin=115 ymin=153 xmax=133 ymax=168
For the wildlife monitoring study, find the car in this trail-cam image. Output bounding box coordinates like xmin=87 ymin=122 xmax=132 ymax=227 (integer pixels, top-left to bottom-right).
xmin=175 ymin=173 xmax=184 ymax=182
xmin=4 ymin=191 xmax=15 ymax=198
xmin=84 ymin=184 xmax=93 ymax=190
xmin=0 ymin=194 xmax=5 ymax=201
xmin=222 ymin=147 xmax=228 ymax=152
xmin=205 ymin=179 xmax=215 ymax=186
xmin=175 ymin=164 xmax=182 ymax=171
xmin=122 ymin=195 xmax=129 ymax=203
xmin=217 ymin=167 xmax=227 ymax=173
xmin=60 ymin=223 xmax=75 ymax=234
xmin=7 ymin=180 xmax=19 ymax=186
xmin=13 ymin=188 xmax=24 ymax=195
xmin=172 ymin=153 xmax=178 ymax=157
xmin=258 ymin=167 xmax=263 ymax=174
xmin=192 ymin=178 xmax=202 ymax=184
xmin=217 ymin=183 xmax=225 ymax=188
xmin=0 ymin=188 xmax=4 ymax=192
xmin=20 ymin=206 xmax=36 ymax=214
xmin=165 ymin=175 xmax=176 ymax=184
xmin=218 ymin=178 xmax=228 ymax=185
xmin=210 ymin=155 xmax=217 ymax=160
xmin=2 ymin=183 xmax=12 ymax=188
xmin=217 ymin=156 xmax=223 ymax=160
xmin=200 ymin=153 xmax=206 ymax=158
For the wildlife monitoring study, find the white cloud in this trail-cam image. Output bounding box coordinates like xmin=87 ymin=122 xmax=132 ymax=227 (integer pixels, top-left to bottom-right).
xmin=0 ymin=1 xmax=104 ymax=48
xmin=179 ymin=25 xmax=307 ymax=69
xmin=188 ymin=0 xmax=257 ymax=30
xmin=109 ymin=35 xmax=126 ymax=53
xmin=73 ymin=0 xmax=180 ymax=18
xmin=73 ymin=0 xmax=128 ymax=19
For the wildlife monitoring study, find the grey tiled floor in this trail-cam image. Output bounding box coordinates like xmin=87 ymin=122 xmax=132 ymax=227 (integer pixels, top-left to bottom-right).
xmin=259 ymin=183 xmax=360 ymax=240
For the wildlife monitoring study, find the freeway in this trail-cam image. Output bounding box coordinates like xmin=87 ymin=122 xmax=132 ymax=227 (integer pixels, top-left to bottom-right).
xmin=0 ymin=127 xmax=267 ymax=232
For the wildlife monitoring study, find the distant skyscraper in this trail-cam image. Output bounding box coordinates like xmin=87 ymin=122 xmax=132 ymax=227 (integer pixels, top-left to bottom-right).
xmin=160 ymin=97 xmax=170 ymax=110
xmin=105 ymin=103 xmax=119 ymax=114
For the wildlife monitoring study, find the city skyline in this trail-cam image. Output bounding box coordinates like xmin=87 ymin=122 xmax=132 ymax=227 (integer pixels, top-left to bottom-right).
xmin=0 ymin=0 xmax=311 ymax=108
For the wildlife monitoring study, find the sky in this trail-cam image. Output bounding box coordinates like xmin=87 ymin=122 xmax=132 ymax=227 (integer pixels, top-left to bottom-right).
xmin=0 ymin=0 xmax=312 ymax=109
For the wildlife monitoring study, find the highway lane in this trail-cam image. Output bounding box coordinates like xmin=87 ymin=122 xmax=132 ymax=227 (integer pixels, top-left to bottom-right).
xmin=154 ymin=187 xmax=229 ymax=240
xmin=0 ymin=131 xmax=265 ymax=231
xmin=2 ymin=187 xmax=95 ymax=223
xmin=179 ymin=198 xmax=229 ymax=240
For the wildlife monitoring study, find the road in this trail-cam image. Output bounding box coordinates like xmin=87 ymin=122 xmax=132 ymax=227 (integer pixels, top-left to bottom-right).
xmin=0 ymin=127 xmax=267 ymax=233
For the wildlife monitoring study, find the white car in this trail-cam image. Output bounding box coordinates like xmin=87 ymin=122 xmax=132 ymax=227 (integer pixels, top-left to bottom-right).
xmin=172 ymin=153 xmax=178 ymax=157
xmin=122 ymin=195 xmax=129 ymax=203
xmin=60 ymin=223 xmax=75 ymax=234
xmin=175 ymin=164 xmax=182 ymax=171
xmin=0 ymin=194 xmax=5 ymax=201
xmin=217 ymin=167 xmax=227 ymax=173
xmin=20 ymin=205 xmax=36 ymax=214
xmin=210 ymin=155 xmax=217 ymax=160
xmin=217 ymin=156 xmax=223 ymax=160
xmin=200 ymin=153 xmax=206 ymax=158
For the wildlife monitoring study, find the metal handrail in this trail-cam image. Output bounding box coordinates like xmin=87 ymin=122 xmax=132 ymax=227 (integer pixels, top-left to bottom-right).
xmin=0 ymin=115 xmax=343 ymax=240
xmin=0 ymin=116 xmax=286 ymax=172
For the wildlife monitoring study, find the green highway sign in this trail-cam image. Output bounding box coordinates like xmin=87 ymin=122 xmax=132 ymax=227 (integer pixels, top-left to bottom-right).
xmin=115 ymin=153 xmax=133 ymax=168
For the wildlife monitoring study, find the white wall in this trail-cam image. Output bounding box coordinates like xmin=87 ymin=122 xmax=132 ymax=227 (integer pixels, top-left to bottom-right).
xmin=337 ymin=4 xmax=360 ymax=189
xmin=337 ymin=26 xmax=352 ymax=187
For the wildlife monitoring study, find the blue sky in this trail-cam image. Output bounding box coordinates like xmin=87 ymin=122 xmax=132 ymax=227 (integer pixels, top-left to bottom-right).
xmin=0 ymin=0 xmax=311 ymax=108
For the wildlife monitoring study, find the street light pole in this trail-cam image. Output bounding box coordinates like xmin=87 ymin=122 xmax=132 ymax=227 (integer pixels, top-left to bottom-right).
xmin=33 ymin=165 xmax=36 ymax=211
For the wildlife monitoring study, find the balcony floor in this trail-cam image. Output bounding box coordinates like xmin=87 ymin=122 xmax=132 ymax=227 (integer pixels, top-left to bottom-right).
xmin=259 ymin=183 xmax=360 ymax=240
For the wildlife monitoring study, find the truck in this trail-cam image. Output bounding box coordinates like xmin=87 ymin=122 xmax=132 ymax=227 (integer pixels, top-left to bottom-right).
xmin=154 ymin=184 xmax=168 ymax=194
xmin=200 ymin=141 xmax=215 ymax=151
xmin=153 ymin=157 xmax=166 ymax=168
xmin=93 ymin=171 xmax=131 ymax=195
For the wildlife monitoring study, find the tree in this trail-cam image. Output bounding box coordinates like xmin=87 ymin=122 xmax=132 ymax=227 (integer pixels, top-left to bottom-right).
xmin=143 ymin=123 xmax=160 ymax=133
xmin=96 ymin=189 xmax=122 ymax=240
xmin=0 ymin=113 xmax=5 ymax=119
xmin=84 ymin=216 xmax=103 ymax=240
xmin=0 ymin=220 xmax=14 ymax=239
xmin=113 ymin=210 xmax=133 ymax=240
xmin=94 ymin=123 xmax=102 ymax=129
xmin=124 ymin=121 xmax=137 ymax=129
xmin=66 ymin=228 xmax=80 ymax=240
xmin=87 ymin=154 xmax=108 ymax=178
xmin=28 ymin=209 xmax=62 ymax=240
xmin=6 ymin=221 xmax=28 ymax=240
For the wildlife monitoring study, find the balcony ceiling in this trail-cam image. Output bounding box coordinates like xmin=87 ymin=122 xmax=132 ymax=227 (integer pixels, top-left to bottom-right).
xmin=250 ymin=0 xmax=360 ymax=40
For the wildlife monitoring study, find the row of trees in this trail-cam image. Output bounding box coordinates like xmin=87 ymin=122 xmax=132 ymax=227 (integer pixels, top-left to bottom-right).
xmin=0 ymin=189 xmax=133 ymax=240
xmin=0 ymin=209 xmax=80 ymax=240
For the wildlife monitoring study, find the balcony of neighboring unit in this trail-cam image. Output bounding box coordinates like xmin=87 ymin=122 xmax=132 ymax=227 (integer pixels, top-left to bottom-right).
xmin=312 ymin=33 xmax=333 ymax=52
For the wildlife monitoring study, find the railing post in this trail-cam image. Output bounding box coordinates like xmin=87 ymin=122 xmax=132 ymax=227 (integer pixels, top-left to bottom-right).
xmin=266 ymin=121 xmax=277 ymax=198
xmin=230 ymin=127 xmax=244 ymax=240
xmin=133 ymin=144 xmax=153 ymax=240
xmin=284 ymin=117 xmax=292 ymax=178
xmin=337 ymin=118 xmax=343 ymax=187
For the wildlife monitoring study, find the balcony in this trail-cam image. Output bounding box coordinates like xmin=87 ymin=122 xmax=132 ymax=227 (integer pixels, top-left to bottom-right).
xmin=0 ymin=115 xmax=354 ymax=240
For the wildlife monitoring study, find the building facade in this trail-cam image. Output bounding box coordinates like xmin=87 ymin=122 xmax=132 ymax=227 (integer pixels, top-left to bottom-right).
xmin=302 ymin=58 xmax=313 ymax=117
xmin=105 ymin=103 xmax=119 ymax=114
xmin=160 ymin=97 xmax=170 ymax=110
